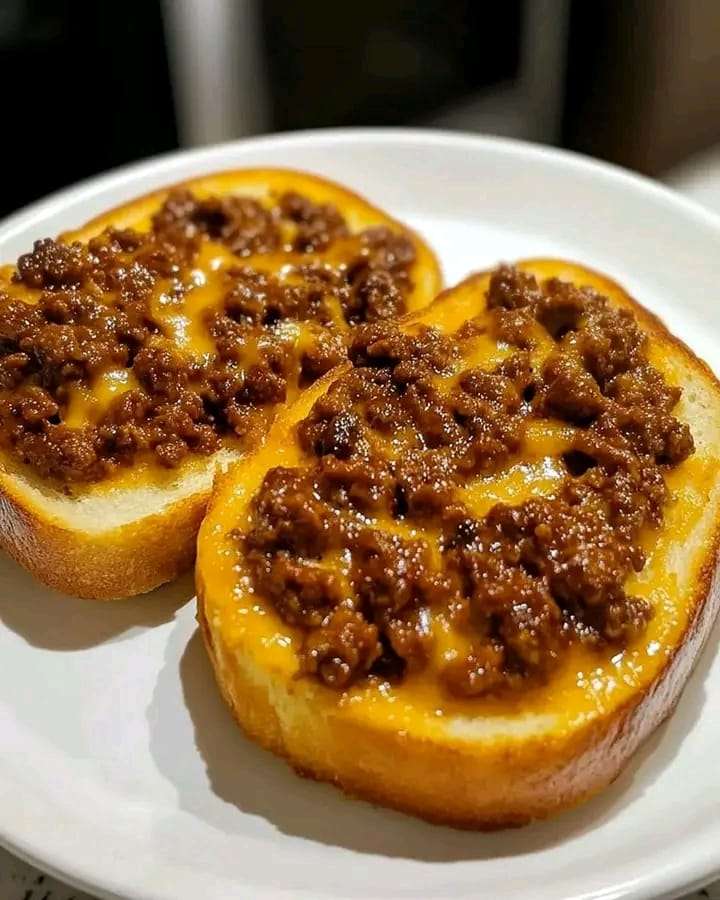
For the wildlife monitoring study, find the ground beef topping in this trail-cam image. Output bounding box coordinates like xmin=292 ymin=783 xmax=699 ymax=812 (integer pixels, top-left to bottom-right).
xmin=0 ymin=189 xmax=417 ymax=484
xmin=243 ymin=265 xmax=694 ymax=697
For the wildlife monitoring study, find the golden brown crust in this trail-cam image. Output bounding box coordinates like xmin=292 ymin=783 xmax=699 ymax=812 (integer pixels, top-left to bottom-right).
xmin=0 ymin=168 xmax=442 ymax=600
xmin=0 ymin=469 xmax=207 ymax=599
xmin=196 ymin=258 xmax=720 ymax=828
xmin=196 ymin=555 xmax=720 ymax=828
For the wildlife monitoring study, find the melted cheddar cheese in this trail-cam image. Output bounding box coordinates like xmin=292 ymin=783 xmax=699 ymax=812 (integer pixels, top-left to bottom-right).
xmin=0 ymin=170 xmax=443 ymax=494
xmin=199 ymin=261 xmax=720 ymax=740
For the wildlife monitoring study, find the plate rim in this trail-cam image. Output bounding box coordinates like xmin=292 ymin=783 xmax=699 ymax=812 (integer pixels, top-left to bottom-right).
xmin=2 ymin=126 xmax=720 ymax=244
xmin=0 ymin=126 xmax=719 ymax=900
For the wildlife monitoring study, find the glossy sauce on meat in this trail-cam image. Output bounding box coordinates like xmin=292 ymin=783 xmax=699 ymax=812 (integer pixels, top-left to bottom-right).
xmin=0 ymin=189 xmax=416 ymax=484
xmin=243 ymin=266 xmax=694 ymax=697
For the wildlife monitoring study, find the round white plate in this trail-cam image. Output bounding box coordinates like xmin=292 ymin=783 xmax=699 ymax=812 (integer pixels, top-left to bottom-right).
xmin=0 ymin=129 xmax=719 ymax=900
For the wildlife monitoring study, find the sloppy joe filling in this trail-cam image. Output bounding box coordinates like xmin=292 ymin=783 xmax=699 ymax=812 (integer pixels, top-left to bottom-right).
xmin=0 ymin=189 xmax=416 ymax=484
xmin=243 ymin=266 xmax=694 ymax=697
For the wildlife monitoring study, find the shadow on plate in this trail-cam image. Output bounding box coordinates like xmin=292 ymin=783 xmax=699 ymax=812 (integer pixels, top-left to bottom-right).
xmin=148 ymin=611 xmax=719 ymax=862
xmin=0 ymin=552 xmax=194 ymax=650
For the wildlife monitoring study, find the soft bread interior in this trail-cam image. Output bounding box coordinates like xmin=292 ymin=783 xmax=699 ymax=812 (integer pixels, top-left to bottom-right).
xmin=0 ymin=448 xmax=242 ymax=532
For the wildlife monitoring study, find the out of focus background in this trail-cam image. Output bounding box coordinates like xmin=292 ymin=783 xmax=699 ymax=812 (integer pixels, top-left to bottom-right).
xmin=2 ymin=0 xmax=720 ymax=218
xmin=1 ymin=2 xmax=720 ymax=898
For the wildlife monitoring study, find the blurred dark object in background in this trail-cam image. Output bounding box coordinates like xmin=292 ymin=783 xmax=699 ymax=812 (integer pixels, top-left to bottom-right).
xmin=1 ymin=0 xmax=720 ymax=218
xmin=564 ymin=0 xmax=720 ymax=176
xmin=261 ymin=0 xmax=521 ymax=129
xmin=0 ymin=0 xmax=176 ymax=217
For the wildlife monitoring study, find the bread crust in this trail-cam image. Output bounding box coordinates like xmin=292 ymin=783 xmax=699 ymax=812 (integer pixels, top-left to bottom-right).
xmin=0 ymin=469 xmax=207 ymax=599
xmin=0 ymin=169 xmax=442 ymax=599
xmin=197 ymin=556 xmax=720 ymax=828
xmin=196 ymin=259 xmax=720 ymax=828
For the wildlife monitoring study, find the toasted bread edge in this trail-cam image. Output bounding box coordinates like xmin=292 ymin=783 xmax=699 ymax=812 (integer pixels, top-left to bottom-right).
xmin=0 ymin=469 xmax=208 ymax=599
xmin=195 ymin=261 xmax=720 ymax=828
xmin=196 ymin=549 xmax=720 ymax=828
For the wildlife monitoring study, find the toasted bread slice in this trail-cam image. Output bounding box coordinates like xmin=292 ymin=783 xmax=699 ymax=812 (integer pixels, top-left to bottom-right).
xmin=196 ymin=260 xmax=720 ymax=828
xmin=0 ymin=169 xmax=442 ymax=599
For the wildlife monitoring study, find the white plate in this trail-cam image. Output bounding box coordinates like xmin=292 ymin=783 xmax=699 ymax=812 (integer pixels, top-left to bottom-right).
xmin=0 ymin=128 xmax=719 ymax=900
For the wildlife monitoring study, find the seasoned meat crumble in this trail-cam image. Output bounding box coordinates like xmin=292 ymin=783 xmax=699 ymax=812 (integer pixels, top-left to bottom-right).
xmin=0 ymin=189 xmax=416 ymax=483
xmin=243 ymin=266 xmax=693 ymax=696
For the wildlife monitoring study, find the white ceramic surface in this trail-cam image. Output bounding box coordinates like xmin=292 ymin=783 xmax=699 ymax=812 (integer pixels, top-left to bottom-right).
xmin=0 ymin=129 xmax=719 ymax=900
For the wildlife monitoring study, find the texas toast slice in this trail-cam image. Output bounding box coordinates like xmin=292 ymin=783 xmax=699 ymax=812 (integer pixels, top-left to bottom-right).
xmin=197 ymin=260 xmax=720 ymax=828
xmin=0 ymin=169 xmax=441 ymax=598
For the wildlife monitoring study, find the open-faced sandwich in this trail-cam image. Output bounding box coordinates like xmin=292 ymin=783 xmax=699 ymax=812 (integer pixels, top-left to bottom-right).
xmin=197 ymin=260 xmax=720 ymax=828
xmin=0 ymin=169 xmax=441 ymax=598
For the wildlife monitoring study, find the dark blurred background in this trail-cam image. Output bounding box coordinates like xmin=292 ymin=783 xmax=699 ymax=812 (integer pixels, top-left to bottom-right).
xmin=2 ymin=0 xmax=720 ymax=217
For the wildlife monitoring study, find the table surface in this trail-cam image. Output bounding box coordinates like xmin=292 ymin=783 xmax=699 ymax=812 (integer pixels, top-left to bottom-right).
xmin=2 ymin=156 xmax=720 ymax=900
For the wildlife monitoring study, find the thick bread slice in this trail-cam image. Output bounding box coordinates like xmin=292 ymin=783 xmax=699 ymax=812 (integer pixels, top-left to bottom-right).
xmin=0 ymin=448 xmax=239 ymax=600
xmin=0 ymin=169 xmax=442 ymax=599
xmin=196 ymin=260 xmax=720 ymax=828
